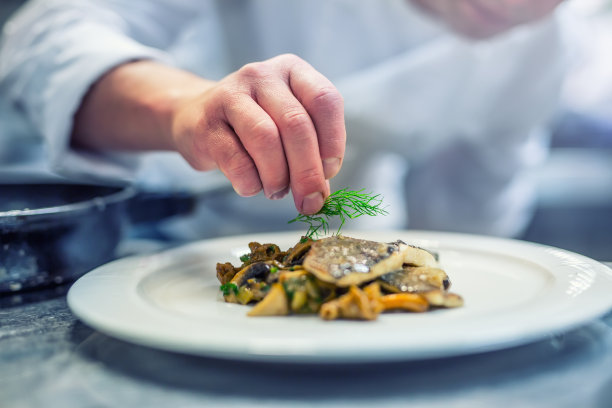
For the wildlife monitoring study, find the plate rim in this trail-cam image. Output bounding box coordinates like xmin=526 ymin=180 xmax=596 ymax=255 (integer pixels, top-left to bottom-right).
xmin=67 ymin=230 xmax=612 ymax=363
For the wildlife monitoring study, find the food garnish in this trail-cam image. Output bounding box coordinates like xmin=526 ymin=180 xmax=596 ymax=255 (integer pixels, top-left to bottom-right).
xmin=217 ymin=190 xmax=462 ymax=320
xmin=217 ymin=235 xmax=463 ymax=321
xmin=288 ymin=188 xmax=388 ymax=239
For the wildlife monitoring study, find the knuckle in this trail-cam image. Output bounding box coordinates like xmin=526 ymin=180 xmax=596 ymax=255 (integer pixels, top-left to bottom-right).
xmin=237 ymin=61 xmax=272 ymax=81
xmin=248 ymin=118 xmax=278 ymax=146
xmin=276 ymin=53 xmax=302 ymax=65
xmin=222 ymin=150 xmax=256 ymax=178
xmin=294 ymin=167 xmax=322 ymax=189
xmin=282 ymin=110 xmax=312 ymax=136
xmin=278 ymin=52 xmax=299 ymax=60
xmin=310 ymin=86 xmax=344 ymax=110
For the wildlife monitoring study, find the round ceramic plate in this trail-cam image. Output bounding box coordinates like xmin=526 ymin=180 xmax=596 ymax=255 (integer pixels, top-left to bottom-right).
xmin=67 ymin=230 xmax=612 ymax=363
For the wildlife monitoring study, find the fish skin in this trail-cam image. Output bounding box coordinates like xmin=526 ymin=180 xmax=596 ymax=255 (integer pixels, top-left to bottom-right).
xmin=303 ymin=235 xmax=438 ymax=287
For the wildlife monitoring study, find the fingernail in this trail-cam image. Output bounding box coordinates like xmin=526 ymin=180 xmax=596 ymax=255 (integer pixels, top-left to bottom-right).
xmin=233 ymin=186 xmax=245 ymax=196
xmin=302 ymin=191 xmax=324 ymax=215
xmin=233 ymin=184 xmax=261 ymax=197
xmin=323 ymin=158 xmax=341 ymax=179
xmin=270 ymin=186 xmax=290 ymax=200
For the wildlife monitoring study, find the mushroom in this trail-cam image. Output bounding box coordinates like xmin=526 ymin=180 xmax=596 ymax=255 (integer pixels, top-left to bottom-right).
xmin=283 ymin=238 xmax=313 ymax=266
xmin=319 ymin=284 xmax=382 ymax=321
xmin=230 ymin=262 xmax=272 ymax=287
xmin=247 ymin=283 xmax=289 ymax=316
xmin=378 ymin=266 xmax=450 ymax=294
xmin=379 ymin=293 xmax=429 ymax=312
xmin=421 ymin=290 xmax=464 ymax=308
xmin=247 ymin=242 xmax=285 ymax=263
xmin=216 ymin=262 xmax=238 ymax=285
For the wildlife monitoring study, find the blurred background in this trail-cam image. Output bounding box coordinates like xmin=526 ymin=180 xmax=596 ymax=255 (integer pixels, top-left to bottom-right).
xmin=0 ymin=1 xmax=21 ymax=32
xmin=1 ymin=0 xmax=610 ymax=260
xmin=519 ymin=0 xmax=612 ymax=261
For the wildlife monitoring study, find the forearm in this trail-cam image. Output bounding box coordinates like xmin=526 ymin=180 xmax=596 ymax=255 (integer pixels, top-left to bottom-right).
xmin=72 ymin=60 xmax=213 ymax=152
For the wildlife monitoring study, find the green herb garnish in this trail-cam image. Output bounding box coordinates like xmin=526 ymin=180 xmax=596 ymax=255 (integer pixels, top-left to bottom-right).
xmin=288 ymin=188 xmax=387 ymax=239
xmin=270 ymin=266 xmax=278 ymax=274
xmin=239 ymin=254 xmax=250 ymax=263
xmin=220 ymin=282 xmax=239 ymax=296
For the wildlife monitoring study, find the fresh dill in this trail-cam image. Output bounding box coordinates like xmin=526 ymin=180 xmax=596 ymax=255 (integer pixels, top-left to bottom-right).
xmin=288 ymin=188 xmax=388 ymax=239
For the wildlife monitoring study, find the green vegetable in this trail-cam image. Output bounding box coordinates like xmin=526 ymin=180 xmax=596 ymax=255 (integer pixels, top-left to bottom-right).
xmin=239 ymin=254 xmax=250 ymax=263
xmin=288 ymin=188 xmax=388 ymax=239
xmin=270 ymin=266 xmax=278 ymax=274
xmin=220 ymin=282 xmax=239 ymax=296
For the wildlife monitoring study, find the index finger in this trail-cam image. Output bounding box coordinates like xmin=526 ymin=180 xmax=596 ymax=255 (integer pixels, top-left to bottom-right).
xmin=255 ymin=77 xmax=329 ymax=215
xmin=288 ymin=61 xmax=346 ymax=180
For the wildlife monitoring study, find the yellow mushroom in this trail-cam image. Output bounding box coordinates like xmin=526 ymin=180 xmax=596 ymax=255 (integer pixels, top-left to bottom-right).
xmin=247 ymin=283 xmax=289 ymax=316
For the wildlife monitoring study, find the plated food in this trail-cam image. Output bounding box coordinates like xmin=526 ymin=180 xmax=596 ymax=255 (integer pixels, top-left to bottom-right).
xmin=217 ymin=235 xmax=463 ymax=320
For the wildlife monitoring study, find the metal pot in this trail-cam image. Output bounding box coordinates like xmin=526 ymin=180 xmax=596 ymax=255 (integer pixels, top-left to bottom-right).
xmin=0 ymin=184 xmax=137 ymax=293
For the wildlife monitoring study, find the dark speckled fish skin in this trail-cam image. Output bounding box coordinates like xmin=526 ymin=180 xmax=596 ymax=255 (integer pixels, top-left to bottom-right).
xmin=302 ymin=235 xmax=438 ymax=287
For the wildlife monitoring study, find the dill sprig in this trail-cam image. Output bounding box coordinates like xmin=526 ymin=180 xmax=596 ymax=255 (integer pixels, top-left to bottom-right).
xmin=288 ymin=188 xmax=388 ymax=239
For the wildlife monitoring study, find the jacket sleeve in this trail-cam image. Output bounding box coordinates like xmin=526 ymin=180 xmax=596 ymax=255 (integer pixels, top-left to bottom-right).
xmin=333 ymin=9 xmax=566 ymax=237
xmin=0 ymin=0 xmax=203 ymax=183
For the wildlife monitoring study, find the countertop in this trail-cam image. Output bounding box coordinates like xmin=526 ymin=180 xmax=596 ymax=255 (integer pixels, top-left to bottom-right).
xmin=2 ymin=263 xmax=612 ymax=408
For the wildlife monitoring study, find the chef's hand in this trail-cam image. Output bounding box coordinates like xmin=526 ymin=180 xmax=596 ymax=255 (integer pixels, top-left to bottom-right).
xmin=411 ymin=0 xmax=565 ymax=39
xmin=73 ymin=55 xmax=346 ymax=215
xmin=172 ymin=54 xmax=345 ymax=214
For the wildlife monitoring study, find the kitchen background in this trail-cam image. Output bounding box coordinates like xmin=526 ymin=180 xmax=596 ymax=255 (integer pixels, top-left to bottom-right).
xmin=1 ymin=0 xmax=611 ymax=260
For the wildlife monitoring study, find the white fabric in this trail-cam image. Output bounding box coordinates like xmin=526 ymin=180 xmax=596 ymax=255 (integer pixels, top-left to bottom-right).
xmin=0 ymin=0 xmax=568 ymax=237
xmin=560 ymin=1 xmax=612 ymax=121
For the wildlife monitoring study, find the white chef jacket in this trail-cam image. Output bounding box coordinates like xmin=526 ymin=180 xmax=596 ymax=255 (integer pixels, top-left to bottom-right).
xmin=0 ymin=0 xmax=568 ymax=238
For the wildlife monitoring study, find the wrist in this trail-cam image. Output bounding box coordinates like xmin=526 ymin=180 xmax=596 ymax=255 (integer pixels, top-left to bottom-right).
xmin=157 ymin=79 xmax=214 ymax=154
xmin=132 ymin=62 xmax=214 ymax=152
xmin=72 ymin=60 xmax=214 ymax=152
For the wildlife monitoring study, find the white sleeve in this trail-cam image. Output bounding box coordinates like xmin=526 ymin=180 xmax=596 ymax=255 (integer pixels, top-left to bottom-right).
xmin=0 ymin=0 xmax=202 ymax=184
xmin=334 ymin=12 xmax=567 ymax=237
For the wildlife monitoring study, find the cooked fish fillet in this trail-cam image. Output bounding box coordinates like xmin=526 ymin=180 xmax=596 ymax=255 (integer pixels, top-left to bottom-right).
xmin=378 ymin=266 xmax=450 ymax=293
xmin=302 ymin=235 xmax=438 ymax=287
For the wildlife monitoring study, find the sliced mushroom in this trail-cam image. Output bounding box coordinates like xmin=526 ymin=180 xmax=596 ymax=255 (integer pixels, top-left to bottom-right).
xmin=283 ymin=237 xmax=313 ymax=266
xmin=378 ymin=266 xmax=450 ymax=293
xmin=230 ymin=262 xmax=272 ymax=287
xmin=421 ymin=290 xmax=464 ymax=308
xmin=247 ymin=283 xmax=289 ymax=316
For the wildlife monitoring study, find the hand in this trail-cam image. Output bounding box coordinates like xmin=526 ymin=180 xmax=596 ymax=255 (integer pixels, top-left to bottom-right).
xmin=411 ymin=0 xmax=565 ymax=38
xmin=171 ymin=54 xmax=346 ymax=215
xmin=72 ymin=56 xmax=345 ymax=215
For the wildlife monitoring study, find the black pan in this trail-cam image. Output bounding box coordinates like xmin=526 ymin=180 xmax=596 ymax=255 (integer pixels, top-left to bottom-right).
xmin=0 ymin=183 xmax=197 ymax=293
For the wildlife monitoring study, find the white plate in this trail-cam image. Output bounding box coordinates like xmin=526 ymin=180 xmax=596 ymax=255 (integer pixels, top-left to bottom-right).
xmin=67 ymin=230 xmax=612 ymax=363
